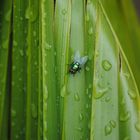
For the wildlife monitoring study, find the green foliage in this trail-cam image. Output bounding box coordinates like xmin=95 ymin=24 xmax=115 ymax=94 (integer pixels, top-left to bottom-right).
xmin=0 ymin=0 xmax=140 ymax=140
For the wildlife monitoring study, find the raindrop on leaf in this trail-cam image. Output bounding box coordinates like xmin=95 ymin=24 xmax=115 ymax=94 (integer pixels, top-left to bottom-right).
xmin=120 ymin=111 xmax=131 ymax=122
xmin=2 ymin=40 xmax=9 ymax=49
xmin=76 ymin=127 xmax=83 ymax=132
xmin=60 ymin=85 xmax=66 ymax=97
xmin=135 ymin=122 xmax=140 ymax=132
xmin=85 ymin=66 xmax=90 ymax=71
xmin=62 ymin=9 xmax=67 ymax=15
xmin=102 ymin=60 xmax=112 ymax=71
xmin=13 ymin=40 xmax=18 ymax=46
xmin=79 ymin=113 xmax=84 ymax=121
xmin=94 ymin=87 xmax=108 ymax=99
xmin=31 ymin=104 xmax=37 ymax=119
xmin=5 ymin=10 xmax=11 ymax=21
xmin=105 ymin=96 xmax=111 ymax=102
xmin=105 ymin=124 xmax=112 ymax=136
xmin=128 ymin=90 xmax=137 ymax=100
xmin=11 ymin=110 xmax=16 ymax=118
xmin=74 ymin=93 xmax=80 ymax=101
xmin=109 ymin=120 xmax=116 ymax=128
xmin=19 ymin=50 xmax=24 ymax=56
xmin=88 ymin=27 xmax=93 ymax=35
xmin=123 ymin=136 xmax=130 ymax=140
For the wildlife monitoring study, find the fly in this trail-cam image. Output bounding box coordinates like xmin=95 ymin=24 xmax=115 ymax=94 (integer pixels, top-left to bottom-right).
xmin=69 ymin=51 xmax=88 ymax=75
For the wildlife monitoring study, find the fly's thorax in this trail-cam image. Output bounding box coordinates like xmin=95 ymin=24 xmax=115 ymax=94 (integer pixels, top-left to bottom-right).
xmin=73 ymin=62 xmax=80 ymax=70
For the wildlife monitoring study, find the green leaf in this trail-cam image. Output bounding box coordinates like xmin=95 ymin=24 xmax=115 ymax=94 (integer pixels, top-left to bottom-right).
xmin=11 ymin=0 xmax=27 ymax=139
xmin=98 ymin=0 xmax=140 ymax=90
xmin=90 ymin=1 xmax=140 ymax=140
xmin=62 ymin=0 xmax=91 ymax=139
xmin=54 ymin=0 xmax=71 ymax=138
xmin=25 ymin=0 xmax=40 ymax=139
xmin=40 ymin=0 xmax=58 ymax=139
xmin=0 ymin=0 xmax=12 ymax=139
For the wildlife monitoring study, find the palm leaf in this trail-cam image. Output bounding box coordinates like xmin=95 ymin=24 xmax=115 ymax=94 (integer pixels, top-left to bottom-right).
xmin=0 ymin=0 xmax=12 ymax=139
xmin=40 ymin=0 xmax=58 ymax=139
xmin=0 ymin=0 xmax=140 ymax=140
xmin=25 ymin=0 xmax=40 ymax=139
xmin=90 ymin=1 xmax=140 ymax=139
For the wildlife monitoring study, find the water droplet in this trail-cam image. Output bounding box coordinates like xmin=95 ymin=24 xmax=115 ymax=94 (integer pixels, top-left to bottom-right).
xmin=86 ymin=88 xmax=89 ymax=95
xmin=121 ymin=97 xmax=125 ymax=105
xmin=44 ymin=42 xmax=52 ymax=50
xmin=25 ymin=7 xmax=31 ymax=19
xmin=60 ymin=85 xmax=66 ymax=97
xmin=62 ymin=52 xmax=65 ymax=56
xmin=87 ymin=0 xmax=91 ymax=4
xmin=94 ymin=87 xmax=108 ymax=99
xmin=44 ymin=137 xmax=48 ymax=140
xmin=86 ymin=14 xmax=89 ymax=22
xmin=109 ymin=120 xmax=116 ymax=128
xmin=54 ymin=67 xmax=57 ymax=73
xmin=5 ymin=10 xmax=11 ymax=21
xmin=105 ymin=96 xmax=111 ymax=102
xmin=86 ymin=103 xmax=90 ymax=109
xmin=20 ymin=17 xmax=23 ymax=21
xmin=12 ymin=66 xmax=16 ymax=71
xmin=62 ymin=9 xmax=67 ymax=15
xmin=25 ymin=7 xmax=37 ymax=22
xmin=88 ymin=27 xmax=93 ymax=35
xmin=95 ymin=51 xmax=99 ymax=57
xmin=123 ymin=72 xmax=130 ymax=79
xmin=135 ymin=122 xmax=140 ymax=132
xmin=54 ymin=51 xmax=56 ymax=56
xmin=85 ymin=66 xmax=90 ymax=71
xmin=19 ymin=50 xmax=24 ymax=56
xmin=102 ymin=60 xmax=112 ymax=71
xmin=88 ymin=121 xmax=91 ymax=129
xmin=44 ymin=86 xmax=48 ymax=101
xmin=12 ymin=122 xmax=15 ymax=127
xmin=12 ymin=81 xmax=15 ymax=86
xmin=33 ymin=31 xmax=37 ymax=37
xmin=23 ymin=87 xmax=26 ymax=92
xmin=105 ymin=124 xmax=112 ymax=136
xmin=44 ymin=121 xmax=48 ymax=132
xmin=74 ymin=93 xmax=80 ymax=101
xmin=76 ymin=127 xmax=83 ymax=132
xmin=15 ymin=134 xmax=19 ymax=139
xmin=120 ymin=111 xmax=131 ymax=122
xmin=13 ymin=40 xmax=18 ymax=46
xmin=11 ymin=110 xmax=16 ymax=117
xmin=123 ymin=136 xmax=130 ymax=140
xmin=88 ymin=94 xmax=92 ymax=99
xmin=79 ymin=113 xmax=84 ymax=121
xmin=80 ymin=136 xmax=83 ymax=140
xmin=88 ymin=84 xmax=92 ymax=89
xmin=2 ymin=40 xmax=9 ymax=49
xmin=34 ymin=61 xmax=38 ymax=66
xmin=19 ymin=77 xmax=22 ymax=81
xmin=31 ymin=104 xmax=37 ymax=119
xmin=128 ymin=90 xmax=136 ymax=100
xmin=44 ymin=70 xmax=48 ymax=75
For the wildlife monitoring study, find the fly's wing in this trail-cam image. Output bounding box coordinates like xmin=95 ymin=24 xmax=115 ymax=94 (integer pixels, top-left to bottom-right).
xmin=74 ymin=51 xmax=81 ymax=62
xmin=79 ymin=56 xmax=88 ymax=67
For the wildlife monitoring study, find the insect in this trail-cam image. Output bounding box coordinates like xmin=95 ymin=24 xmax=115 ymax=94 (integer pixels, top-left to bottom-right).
xmin=69 ymin=51 xmax=88 ymax=75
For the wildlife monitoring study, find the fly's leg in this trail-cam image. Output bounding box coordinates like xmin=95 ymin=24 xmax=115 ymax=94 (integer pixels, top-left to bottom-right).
xmin=78 ymin=67 xmax=81 ymax=73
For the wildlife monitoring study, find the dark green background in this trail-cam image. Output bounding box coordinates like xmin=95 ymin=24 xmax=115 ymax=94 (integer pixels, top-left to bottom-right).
xmin=134 ymin=0 xmax=140 ymax=17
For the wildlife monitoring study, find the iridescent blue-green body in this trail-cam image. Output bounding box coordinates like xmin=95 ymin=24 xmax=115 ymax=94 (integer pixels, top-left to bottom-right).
xmin=69 ymin=61 xmax=81 ymax=74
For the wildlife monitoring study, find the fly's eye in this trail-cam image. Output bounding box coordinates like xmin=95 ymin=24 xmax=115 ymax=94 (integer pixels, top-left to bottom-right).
xmin=75 ymin=62 xmax=79 ymax=65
